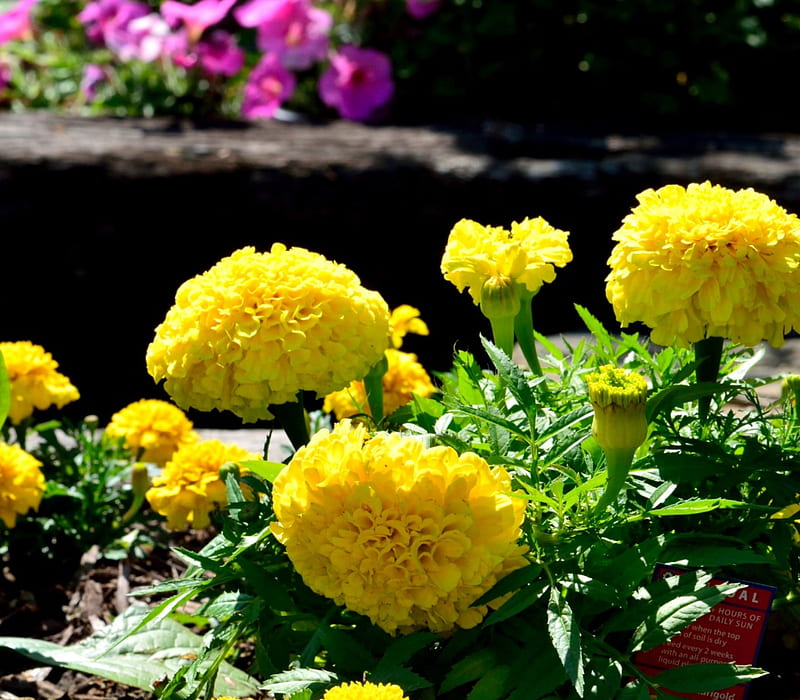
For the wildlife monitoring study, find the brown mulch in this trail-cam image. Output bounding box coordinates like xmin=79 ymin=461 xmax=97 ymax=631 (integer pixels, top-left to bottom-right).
xmin=0 ymin=532 xmax=218 ymax=700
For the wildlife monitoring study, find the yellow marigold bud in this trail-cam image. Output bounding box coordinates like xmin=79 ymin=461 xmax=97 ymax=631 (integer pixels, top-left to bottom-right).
xmin=0 ymin=442 xmax=45 ymax=528
xmin=479 ymin=275 xmax=521 ymax=321
xmin=271 ymin=420 xmax=529 ymax=635
xmin=105 ymin=399 xmax=198 ymax=466
xmin=322 ymin=681 xmax=409 ymax=700
xmin=441 ymin=217 xmax=572 ymax=305
xmin=323 ymin=349 xmax=436 ymax=420
xmin=0 ymin=341 xmax=79 ymax=425
xmin=389 ymin=305 xmax=429 ymax=349
xmin=145 ymin=439 xmax=258 ymax=530
xmin=606 ymin=181 xmax=800 ymax=348
xmin=586 ymin=365 xmax=648 ymax=453
xmin=146 ymin=245 xmax=390 ymax=423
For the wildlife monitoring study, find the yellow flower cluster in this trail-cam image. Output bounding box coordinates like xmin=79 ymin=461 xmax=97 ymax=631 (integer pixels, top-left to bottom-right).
xmin=0 ymin=442 xmax=45 ymax=528
xmin=322 ymin=348 xmax=436 ymax=420
xmin=145 ymin=439 xmax=257 ymax=530
xmin=104 ymin=399 xmax=198 ymax=466
xmin=271 ymin=420 xmax=528 ymax=635
xmin=606 ymin=181 xmax=800 ymax=348
xmin=441 ymin=217 xmax=572 ymax=305
xmin=146 ymin=245 xmax=390 ymax=423
xmin=322 ymin=681 xmax=409 ymax=700
xmin=0 ymin=341 xmax=80 ymax=425
xmin=389 ymin=304 xmax=429 ymax=349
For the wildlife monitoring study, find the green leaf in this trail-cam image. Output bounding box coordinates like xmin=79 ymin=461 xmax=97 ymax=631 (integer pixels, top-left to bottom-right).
xmin=483 ymin=579 xmax=549 ymax=627
xmin=652 ymin=663 xmax=767 ymax=693
xmin=368 ymin=666 xmax=433 ymax=692
xmin=238 ymin=459 xmax=286 ymax=483
xmin=629 ymin=581 xmax=743 ymax=652
xmin=547 ymin=588 xmax=584 ymax=696
xmin=645 ymin=382 xmax=728 ymax=422
xmin=467 ymin=664 xmax=512 ymax=700
xmin=615 ymin=680 xmax=651 ymax=700
xmin=648 ymin=498 xmax=746 ymax=517
xmin=0 ymin=604 xmax=259 ymax=698
xmin=0 ymin=350 xmax=9 ymax=429
xmin=439 ymin=648 xmax=498 ymax=694
xmin=263 ymin=667 xmax=339 ymax=696
xmin=374 ymin=631 xmax=438 ymax=671
xmin=316 ymin=626 xmax=376 ymax=673
xmin=661 ymin=543 xmax=777 ymax=568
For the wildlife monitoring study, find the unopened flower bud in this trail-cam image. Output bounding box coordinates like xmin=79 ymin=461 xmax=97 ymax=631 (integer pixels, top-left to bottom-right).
xmin=479 ymin=275 xmax=520 ymax=321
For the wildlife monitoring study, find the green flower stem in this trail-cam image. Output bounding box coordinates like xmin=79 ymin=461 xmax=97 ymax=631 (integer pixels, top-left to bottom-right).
xmin=489 ymin=315 xmax=516 ymax=358
xmin=363 ymin=354 xmax=388 ymax=424
xmin=514 ymin=293 xmax=545 ymax=379
xmin=270 ymin=395 xmax=311 ymax=452
xmin=594 ymin=446 xmax=636 ymax=513
xmin=694 ymin=336 xmax=724 ymax=421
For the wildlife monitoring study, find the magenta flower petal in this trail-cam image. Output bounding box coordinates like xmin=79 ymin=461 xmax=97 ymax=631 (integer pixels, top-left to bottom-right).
xmin=241 ymin=53 xmax=296 ymax=120
xmin=161 ymin=0 xmax=236 ymax=43
xmin=198 ymin=29 xmax=244 ymax=76
xmin=318 ymin=45 xmax=394 ymax=121
xmin=406 ymin=0 xmax=441 ymax=19
xmin=0 ymin=0 xmax=39 ymax=45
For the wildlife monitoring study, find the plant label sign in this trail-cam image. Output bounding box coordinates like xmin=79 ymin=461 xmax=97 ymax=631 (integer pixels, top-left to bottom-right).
xmin=633 ymin=564 xmax=776 ymax=699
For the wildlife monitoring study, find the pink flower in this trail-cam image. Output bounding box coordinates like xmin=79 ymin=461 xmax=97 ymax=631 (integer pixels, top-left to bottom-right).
xmin=318 ymin=45 xmax=394 ymax=121
xmin=406 ymin=0 xmax=441 ymax=20
xmin=81 ymin=63 xmax=107 ymax=100
xmin=161 ymin=0 xmax=236 ymax=44
xmin=77 ymin=0 xmax=150 ymax=47
xmin=197 ymin=30 xmax=244 ymax=76
xmin=241 ymin=53 xmax=296 ymax=120
xmin=110 ymin=12 xmax=172 ymax=61
xmin=0 ymin=0 xmax=39 ymax=45
xmin=234 ymin=0 xmax=331 ymax=70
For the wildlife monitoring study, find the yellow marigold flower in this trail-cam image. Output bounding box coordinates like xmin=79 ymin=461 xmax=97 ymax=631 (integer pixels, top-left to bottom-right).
xmin=104 ymin=399 xmax=198 ymax=466
xmin=440 ymin=217 xmax=572 ymax=305
xmin=322 ymin=349 xmax=436 ymax=420
xmin=0 ymin=442 xmax=45 ymax=528
xmin=322 ymin=681 xmax=409 ymax=700
xmin=271 ymin=420 xmax=529 ymax=635
xmin=145 ymin=439 xmax=257 ymax=530
xmin=389 ymin=305 xmax=429 ymax=348
xmin=0 ymin=341 xmax=80 ymax=425
xmin=606 ymin=181 xmax=800 ymax=348
xmin=146 ymin=245 xmax=390 ymax=423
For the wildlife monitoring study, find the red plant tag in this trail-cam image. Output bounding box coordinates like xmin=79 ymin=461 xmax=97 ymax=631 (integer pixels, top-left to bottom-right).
xmin=632 ymin=564 xmax=776 ymax=699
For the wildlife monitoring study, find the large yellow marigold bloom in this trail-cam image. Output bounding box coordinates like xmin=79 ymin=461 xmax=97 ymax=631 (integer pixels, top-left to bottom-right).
xmin=606 ymin=181 xmax=800 ymax=348
xmin=0 ymin=442 xmax=45 ymax=528
xmin=322 ymin=681 xmax=409 ymax=700
xmin=146 ymin=245 xmax=390 ymax=423
xmin=441 ymin=217 xmax=572 ymax=305
xmin=105 ymin=399 xmax=198 ymax=466
xmin=0 ymin=341 xmax=80 ymax=425
xmin=145 ymin=439 xmax=257 ymax=530
xmin=271 ymin=420 xmax=529 ymax=635
xmin=322 ymin=348 xmax=436 ymax=420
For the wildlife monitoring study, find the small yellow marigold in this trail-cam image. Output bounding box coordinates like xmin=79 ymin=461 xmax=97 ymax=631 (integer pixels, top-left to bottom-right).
xmin=606 ymin=181 xmax=800 ymax=348
xmin=322 ymin=680 xmax=409 ymax=700
xmin=105 ymin=399 xmax=198 ymax=466
xmin=0 ymin=341 xmax=80 ymax=425
xmin=271 ymin=420 xmax=529 ymax=635
xmin=146 ymin=439 xmax=257 ymax=530
xmin=0 ymin=442 xmax=45 ymax=528
xmin=146 ymin=245 xmax=390 ymax=423
xmin=441 ymin=217 xmax=572 ymax=305
xmin=389 ymin=305 xmax=429 ymax=349
xmin=322 ymin=349 xmax=436 ymax=419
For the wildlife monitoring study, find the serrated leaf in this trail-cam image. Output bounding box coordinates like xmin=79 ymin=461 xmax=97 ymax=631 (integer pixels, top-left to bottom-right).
xmin=0 ymin=604 xmax=259 ymax=698
xmin=547 ymin=588 xmax=584 ymax=696
xmin=262 ymin=668 xmax=339 ymax=696
xmin=649 ymin=498 xmax=746 ymax=517
xmin=652 ymin=663 xmax=767 ymax=693
xmin=368 ymin=666 xmax=433 ymax=692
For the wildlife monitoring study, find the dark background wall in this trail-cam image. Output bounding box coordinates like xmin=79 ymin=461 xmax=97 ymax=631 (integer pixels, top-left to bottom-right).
xmin=3 ymin=114 xmax=800 ymax=427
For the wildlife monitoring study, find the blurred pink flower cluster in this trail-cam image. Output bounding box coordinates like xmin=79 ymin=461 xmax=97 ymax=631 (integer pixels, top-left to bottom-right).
xmin=0 ymin=0 xmax=442 ymax=121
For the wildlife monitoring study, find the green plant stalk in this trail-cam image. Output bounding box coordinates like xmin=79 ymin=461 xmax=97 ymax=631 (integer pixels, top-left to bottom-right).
xmin=270 ymin=394 xmax=310 ymax=452
xmin=594 ymin=446 xmax=635 ymax=513
xmin=488 ymin=314 xmax=515 ymax=359
xmin=363 ymin=354 xmax=388 ymax=424
xmin=694 ymin=336 xmax=724 ymax=421
xmin=514 ymin=293 xmax=546 ymax=380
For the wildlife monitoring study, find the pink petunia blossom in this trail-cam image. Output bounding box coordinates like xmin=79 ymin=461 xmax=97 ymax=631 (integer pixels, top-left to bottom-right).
xmin=80 ymin=63 xmax=107 ymax=100
xmin=110 ymin=12 xmax=173 ymax=62
xmin=405 ymin=0 xmax=441 ymax=20
xmin=0 ymin=0 xmax=39 ymax=45
xmin=318 ymin=45 xmax=394 ymax=122
xmin=77 ymin=0 xmax=150 ymax=47
xmin=161 ymin=0 xmax=236 ymax=44
xmin=241 ymin=53 xmax=296 ymax=120
xmin=197 ymin=30 xmax=244 ymax=76
xmin=234 ymin=0 xmax=331 ymax=70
